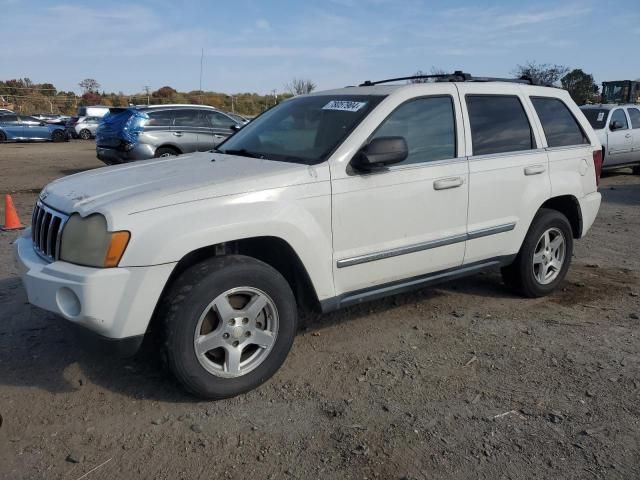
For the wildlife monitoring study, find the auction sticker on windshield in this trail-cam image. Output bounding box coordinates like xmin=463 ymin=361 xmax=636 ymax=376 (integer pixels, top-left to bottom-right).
xmin=322 ymin=100 xmax=368 ymax=112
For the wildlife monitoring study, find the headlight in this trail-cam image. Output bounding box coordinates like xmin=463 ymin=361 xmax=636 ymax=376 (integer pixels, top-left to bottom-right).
xmin=60 ymin=213 xmax=130 ymax=268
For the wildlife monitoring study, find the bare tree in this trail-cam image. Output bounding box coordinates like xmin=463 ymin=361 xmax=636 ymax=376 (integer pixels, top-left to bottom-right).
xmin=78 ymin=78 xmax=101 ymax=94
xmin=512 ymin=61 xmax=568 ymax=86
xmin=408 ymin=67 xmax=448 ymax=83
xmin=285 ymin=78 xmax=316 ymax=96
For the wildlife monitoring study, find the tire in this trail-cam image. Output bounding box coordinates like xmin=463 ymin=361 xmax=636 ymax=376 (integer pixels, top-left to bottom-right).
xmin=0 ymin=131 xmax=6 ymax=142
xmin=161 ymin=255 xmax=297 ymax=399
xmin=51 ymin=129 xmax=65 ymax=143
xmin=632 ymin=165 xmax=640 ymax=175
xmin=79 ymin=129 xmax=92 ymax=140
xmin=154 ymin=147 xmax=179 ymax=158
xmin=501 ymin=209 xmax=573 ymax=298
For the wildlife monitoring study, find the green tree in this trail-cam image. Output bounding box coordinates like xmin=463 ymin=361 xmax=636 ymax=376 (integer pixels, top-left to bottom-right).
xmin=561 ymin=69 xmax=597 ymax=105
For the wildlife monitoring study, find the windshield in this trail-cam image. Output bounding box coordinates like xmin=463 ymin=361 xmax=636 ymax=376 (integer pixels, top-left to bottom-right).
xmin=581 ymin=108 xmax=609 ymax=130
xmin=216 ymin=94 xmax=385 ymax=164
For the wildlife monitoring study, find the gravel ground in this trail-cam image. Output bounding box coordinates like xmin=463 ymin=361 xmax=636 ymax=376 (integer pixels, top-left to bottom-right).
xmin=1 ymin=141 xmax=639 ymax=480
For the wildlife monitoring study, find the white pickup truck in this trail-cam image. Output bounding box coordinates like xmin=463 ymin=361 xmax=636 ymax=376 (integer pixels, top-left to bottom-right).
xmin=15 ymin=73 xmax=602 ymax=399
xmin=580 ymin=104 xmax=640 ymax=171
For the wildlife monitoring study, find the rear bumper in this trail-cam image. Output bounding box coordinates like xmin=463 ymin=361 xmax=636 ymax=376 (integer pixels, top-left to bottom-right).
xmin=96 ymin=144 xmax=154 ymax=165
xmin=579 ymin=191 xmax=601 ymax=237
xmin=13 ymin=231 xmax=176 ymax=343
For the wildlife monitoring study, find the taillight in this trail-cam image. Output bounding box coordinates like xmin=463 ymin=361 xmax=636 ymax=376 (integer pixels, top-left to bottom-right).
xmin=593 ymin=149 xmax=603 ymax=187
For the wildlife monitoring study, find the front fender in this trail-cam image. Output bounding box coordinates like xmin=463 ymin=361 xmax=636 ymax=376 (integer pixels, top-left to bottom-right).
xmin=118 ymin=183 xmax=335 ymax=300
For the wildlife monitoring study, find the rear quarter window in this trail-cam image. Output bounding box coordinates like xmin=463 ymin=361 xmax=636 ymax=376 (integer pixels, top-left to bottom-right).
xmin=145 ymin=110 xmax=174 ymax=127
xmin=466 ymin=95 xmax=534 ymax=156
xmin=531 ymin=97 xmax=588 ymax=148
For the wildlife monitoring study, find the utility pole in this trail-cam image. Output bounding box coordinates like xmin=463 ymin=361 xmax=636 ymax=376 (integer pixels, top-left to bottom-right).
xmin=143 ymin=85 xmax=150 ymax=105
xmin=199 ymin=47 xmax=204 ymax=105
xmin=272 ymin=89 xmax=277 ymax=106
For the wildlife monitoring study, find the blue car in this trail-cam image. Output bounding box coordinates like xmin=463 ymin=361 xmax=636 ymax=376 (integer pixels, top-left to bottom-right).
xmin=0 ymin=113 xmax=68 ymax=143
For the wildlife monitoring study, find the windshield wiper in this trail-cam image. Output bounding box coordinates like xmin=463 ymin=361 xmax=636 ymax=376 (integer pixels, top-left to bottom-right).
xmin=217 ymin=148 xmax=266 ymax=159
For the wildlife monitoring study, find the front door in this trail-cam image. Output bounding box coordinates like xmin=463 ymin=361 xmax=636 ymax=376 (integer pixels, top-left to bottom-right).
xmin=21 ymin=116 xmax=50 ymax=139
xmin=331 ymin=86 xmax=468 ymax=296
xmin=202 ymin=111 xmax=237 ymax=150
xmin=607 ymin=108 xmax=633 ymax=165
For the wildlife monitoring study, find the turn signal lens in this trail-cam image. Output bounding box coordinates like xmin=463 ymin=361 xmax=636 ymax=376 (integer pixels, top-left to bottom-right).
xmin=104 ymin=231 xmax=130 ymax=267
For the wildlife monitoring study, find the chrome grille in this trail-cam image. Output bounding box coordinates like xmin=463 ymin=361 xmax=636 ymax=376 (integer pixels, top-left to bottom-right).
xmin=31 ymin=201 xmax=68 ymax=262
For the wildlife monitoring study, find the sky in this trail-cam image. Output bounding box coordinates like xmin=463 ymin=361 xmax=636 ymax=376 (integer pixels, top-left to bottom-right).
xmin=0 ymin=0 xmax=637 ymax=95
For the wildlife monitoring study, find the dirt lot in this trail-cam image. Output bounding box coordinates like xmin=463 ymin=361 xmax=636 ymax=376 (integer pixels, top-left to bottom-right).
xmin=1 ymin=141 xmax=639 ymax=479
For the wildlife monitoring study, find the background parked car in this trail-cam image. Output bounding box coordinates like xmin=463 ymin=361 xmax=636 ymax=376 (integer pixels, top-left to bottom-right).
xmin=0 ymin=113 xmax=68 ymax=142
xmin=67 ymin=116 xmax=101 ymax=139
xmin=96 ymin=104 xmax=244 ymax=164
xmin=76 ymin=105 xmax=110 ymax=118
xmin=580 ymin=104 xmax=640 ymax=171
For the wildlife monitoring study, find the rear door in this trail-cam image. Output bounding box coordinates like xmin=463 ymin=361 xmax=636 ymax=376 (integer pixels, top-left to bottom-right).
xmin=171 ymin=109 xmax=205 ymax=153
xmin=607 ymin=108 xmax=633 ymax=165
xmin=457 ymin=84 xmax=550 ymax=264
xmin=626 ymin=107 xmax=640 ymax=162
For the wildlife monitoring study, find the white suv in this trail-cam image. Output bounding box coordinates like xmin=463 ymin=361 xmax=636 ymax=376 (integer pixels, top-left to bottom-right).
xmin=14 ymin=73 xmax=602 ymax=399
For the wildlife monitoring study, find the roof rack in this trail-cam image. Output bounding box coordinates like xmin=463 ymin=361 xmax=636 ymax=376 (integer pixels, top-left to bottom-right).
xmin=359 ymin=71 xmax=534 ymax=87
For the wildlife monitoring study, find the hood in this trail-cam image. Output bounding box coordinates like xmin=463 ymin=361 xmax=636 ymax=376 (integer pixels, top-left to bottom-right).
xmin=40 ymin=152 xmax=322 ymax=217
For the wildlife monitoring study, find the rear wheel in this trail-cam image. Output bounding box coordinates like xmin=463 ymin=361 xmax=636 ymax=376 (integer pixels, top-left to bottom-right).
xmin=501 ymin=209 xmax=573 ymax=297
xmin=632 ymin=165 xmax=640 ymax=175
xmin=79 ymin=129 xmax=92 ymax=140
xmin=161 ymin=255 xmax=297 ymax=399
xmin=0 ymin=131 xmax=6 ymax=142
xmin=51 ymin=130 xmax=65 ymax=143
xmin=154 ymin=147 xmax=179 ymax=158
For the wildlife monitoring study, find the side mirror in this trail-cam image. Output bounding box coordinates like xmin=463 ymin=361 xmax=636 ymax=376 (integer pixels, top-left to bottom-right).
xmin=39 ymin=122 xmax=46 ymax=126
xmin=230 ymin=124 xmax=242 ymax=132
xmin=352 ymin=136 xmax=408 ymax=171
xmin=610 ymin=120 xmax=624 ymax=131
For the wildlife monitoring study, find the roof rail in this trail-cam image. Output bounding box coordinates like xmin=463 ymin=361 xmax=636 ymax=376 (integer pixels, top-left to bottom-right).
xmin=359 ymin=71 xmax=535 ymax=87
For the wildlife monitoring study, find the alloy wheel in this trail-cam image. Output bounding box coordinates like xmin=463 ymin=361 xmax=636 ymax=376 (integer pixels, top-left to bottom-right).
xmin=193 ymin=287 xmax=279 ymax=378
xmin=532 ymin=227 xmax=566 ymax=285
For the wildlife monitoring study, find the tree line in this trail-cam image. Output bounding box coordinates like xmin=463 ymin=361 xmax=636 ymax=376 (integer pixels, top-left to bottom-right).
xmin=0 ymin=77 xmax=318 ymax=116
xmin=0 ymin=64 xmax=604 ymax=116
xmin=411 ymin=62 xmax=600 ymax=105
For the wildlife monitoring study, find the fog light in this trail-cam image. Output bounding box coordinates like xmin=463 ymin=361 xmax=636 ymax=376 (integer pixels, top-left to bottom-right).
xmin=56 ymin=287 xmax=81 ymax=318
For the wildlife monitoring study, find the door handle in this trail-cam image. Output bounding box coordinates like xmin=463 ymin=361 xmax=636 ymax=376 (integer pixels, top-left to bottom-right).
xmin=524 ymin=165 xmax=546 ymax=176
xmin=625 ymin=133 xmax=632 ymax=138
xmin=433 ymin=177 xmax=464 ymax=190
xmin=173 ymin=131 xmax=183 ymax=137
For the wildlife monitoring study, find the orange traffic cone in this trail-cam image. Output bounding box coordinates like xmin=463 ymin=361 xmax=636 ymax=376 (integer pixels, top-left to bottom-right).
xmin=2 ymin=194 xmax=24 ymax=230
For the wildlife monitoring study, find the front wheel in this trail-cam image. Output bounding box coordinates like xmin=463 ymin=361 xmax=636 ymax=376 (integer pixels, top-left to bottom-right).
xmin=161 ymin=255 xmax=297 ymax=399
xmin=79 ymin=129 xmax=92 ymax=140
xmin=0 ymin=131 xmax=6 ymax=142
xmin=51 ymin=130 xmax=65 ymax=143
xmin=501 ymin=209 xmax=573 ymax=297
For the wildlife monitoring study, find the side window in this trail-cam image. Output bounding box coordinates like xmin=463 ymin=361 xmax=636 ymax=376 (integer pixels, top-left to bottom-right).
xmin=146 ymin=110 xmax=174 ymax=127
xmin=466 ymin=95 xmax=534 ymax=156
xmin=627 ymin=108 xmax=640 ymax=129
xmin=611 ymin=109 xmax=628 ymax=130
xmin=0 ymin=114 xmax=17 ymax=122
xmin=531 ymin=97 xmax=588 ymax=147
xmin=173 ymin=109 xmax=209 ymax=128
xmin=207 ymin=111 xmax=237 ymax=129
xmin=370 ymin=96 xmax=456 ymax=166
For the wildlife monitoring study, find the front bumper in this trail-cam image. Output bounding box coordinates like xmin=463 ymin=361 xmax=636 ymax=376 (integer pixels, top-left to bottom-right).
xmin=13 ymin=231 xmax=176 ymax=342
